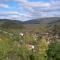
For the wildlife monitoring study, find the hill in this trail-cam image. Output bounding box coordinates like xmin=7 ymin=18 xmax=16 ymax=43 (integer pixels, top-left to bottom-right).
xmin=0 ymin=17 xmax=60 ymax=24
xmin=24 ymin=17 xmax=60 ymax=24
xmin=0 ymin=19 xmax=25 ymax=32
xmin=0 ymin=17 xmax=60 ymax=32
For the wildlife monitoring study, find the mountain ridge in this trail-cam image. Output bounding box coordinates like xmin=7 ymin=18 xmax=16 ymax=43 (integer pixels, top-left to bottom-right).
xmin=23 ymin=17 xmax=60 ymax=24
xmin=0 ymin=17 xmax=60 ymax=24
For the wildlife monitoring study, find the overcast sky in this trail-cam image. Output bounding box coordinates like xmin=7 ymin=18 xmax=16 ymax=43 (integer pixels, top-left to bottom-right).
xmin=0 ymin=0 xmax=60 ymax=21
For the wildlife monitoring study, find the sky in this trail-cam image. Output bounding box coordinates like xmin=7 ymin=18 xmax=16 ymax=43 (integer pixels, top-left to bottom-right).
xmin=0 ymin=0 xmax=60 ymax=21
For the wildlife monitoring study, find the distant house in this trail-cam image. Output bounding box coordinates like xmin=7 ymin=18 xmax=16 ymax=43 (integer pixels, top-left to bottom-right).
xmin=34 ymin=32 xmax=41 ymax=37
xmin=41 ymin=32 xmax=49 ymax=36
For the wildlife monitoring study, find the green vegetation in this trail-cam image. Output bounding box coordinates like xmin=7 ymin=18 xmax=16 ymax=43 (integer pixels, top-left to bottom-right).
xmin=47 ymin=41 xmax=60 ymax=60
xmin=0 ymin=18 xmax=60 ymax=60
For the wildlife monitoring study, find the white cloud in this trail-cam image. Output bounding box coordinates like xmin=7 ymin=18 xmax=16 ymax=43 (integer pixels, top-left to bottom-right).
xmin=0 ymin=0 xmax=60 ymax=20
xmin=0 ymin=4 xmax=9 ymax=8
xmin=8 ymin=15 xmax=31 ymax=21
xmin=0 ymin=11 xmax=19 ymax=15
xmin=0 ymin=11 xmax=32 ymax=21
xmin=17 ymin=0 xmax=50 ymax=7
xmin=16 ymin=0 xmax=51 ymax=13
xmin=27 ymin=2 xmax=50 ymax=7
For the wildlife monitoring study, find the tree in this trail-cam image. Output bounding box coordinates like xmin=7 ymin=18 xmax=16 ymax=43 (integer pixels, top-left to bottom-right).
xmin=47 ymin=41 xmax=60 ymax=60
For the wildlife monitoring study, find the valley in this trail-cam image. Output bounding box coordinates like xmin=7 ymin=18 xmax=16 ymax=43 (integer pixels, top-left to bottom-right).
xmin=0 ymin=17 xmax=60 ymax=60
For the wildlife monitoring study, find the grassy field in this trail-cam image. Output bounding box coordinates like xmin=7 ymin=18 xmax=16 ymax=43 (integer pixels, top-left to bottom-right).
xmin=0 ymin=19 xmax=60 ymax=60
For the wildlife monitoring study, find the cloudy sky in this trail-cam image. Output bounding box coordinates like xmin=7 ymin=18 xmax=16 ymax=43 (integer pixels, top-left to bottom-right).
xmin=0 ymin=0 xmax=60 ymax=21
